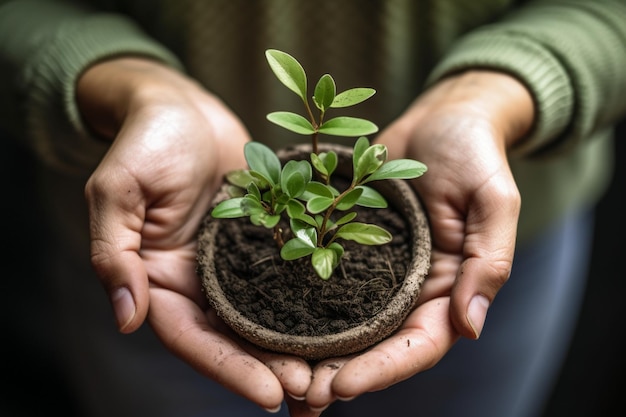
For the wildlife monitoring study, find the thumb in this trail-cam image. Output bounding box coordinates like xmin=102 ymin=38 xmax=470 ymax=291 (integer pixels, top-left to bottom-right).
xmin=450 ymin=257 xmax=504 ymax=339
xmin=96 ymin=250 xmax=149 ymax=333
xmin=86 ymin=175 xmax=150 ymax=333
xmin=449 ymin=198 xmax=518 ymax=339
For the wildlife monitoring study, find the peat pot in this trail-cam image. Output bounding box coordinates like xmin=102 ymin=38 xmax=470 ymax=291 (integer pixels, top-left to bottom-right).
xmin=197 ymin=143 xmax=431 ymax=360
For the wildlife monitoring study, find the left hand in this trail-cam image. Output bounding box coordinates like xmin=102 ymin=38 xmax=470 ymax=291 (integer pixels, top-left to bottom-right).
xmin=300 ymin=70 xmax=534 ymax=412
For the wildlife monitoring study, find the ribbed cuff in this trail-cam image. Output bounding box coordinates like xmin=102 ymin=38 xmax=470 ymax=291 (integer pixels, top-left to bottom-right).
xmin=26 ymin=12 xmax=183 ymax=173
xmin=425 ymin=30 xmax=574 ymax=157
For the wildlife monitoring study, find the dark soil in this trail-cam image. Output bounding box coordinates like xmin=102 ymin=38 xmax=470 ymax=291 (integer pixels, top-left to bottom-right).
xmin=212 ymin=204 xmax=412 ymax=337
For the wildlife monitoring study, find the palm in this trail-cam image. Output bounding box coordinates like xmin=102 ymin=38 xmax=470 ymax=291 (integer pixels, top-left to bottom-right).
xmin=86 ymin=101 xmax=317 ymax=411
xmin=301 ymin=93 xmax=521 ymax=409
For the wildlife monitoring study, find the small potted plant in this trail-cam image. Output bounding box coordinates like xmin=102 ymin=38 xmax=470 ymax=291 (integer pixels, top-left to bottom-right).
xmin=196 ymin=49 xmax=431 ymax=360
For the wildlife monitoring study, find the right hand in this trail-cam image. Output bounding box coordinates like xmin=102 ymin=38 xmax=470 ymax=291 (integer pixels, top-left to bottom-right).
xmin=78 ymin=58 xmax=315 ymax=413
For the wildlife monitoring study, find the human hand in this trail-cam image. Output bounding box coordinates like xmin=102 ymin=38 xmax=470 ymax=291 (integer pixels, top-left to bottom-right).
xmin=79 ymin=58 xmax=314 ymax=412
xmin=299 ymin=70 xmax=535 ymax=411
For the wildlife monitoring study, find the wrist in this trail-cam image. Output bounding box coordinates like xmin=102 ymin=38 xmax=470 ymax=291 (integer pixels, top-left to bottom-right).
xmin=76 ymin=57 xmax=188 ymax=140
xmin=436 ymin=70 xmax=535 ymax=149
xmin=472 ymin=70 xmax=535 ymax=149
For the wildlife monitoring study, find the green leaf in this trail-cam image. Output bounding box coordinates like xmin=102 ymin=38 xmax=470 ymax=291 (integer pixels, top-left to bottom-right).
xmin=331 ymin=88 xmax=376 ymax=108
xmin=310 ymin=153 xmax=328 ymax=177
xmin=265 ymin=214 xmax=281 ymax=228
xmin=251 ymin=171 xmax=277 ymax=193
xmin=291 ymin=221 xmax=318 ymax=247
xmin=250 ymin=212 xmax=281 ymax=228
xmin=353 ymin=144 xmax=387 ymax=183
xmin=310 ymin=151 xmax=339 ymax=184
xmin=311 ymin=247 xmax=338 ymax=280
xmin=335 ymin=223 xmax=392 ymax=245
xmin=286 ymin=199 xmax=305 ymax=218
xmin=363 ymin=159 xmax=428 ymax=183
xmin=318 ymin=116 xmax=379 ymax=137
xmin=211 ymin=197 xmax=246 ymax=218
xmin=292 ymin=212 xmax=318 ymax=228
xmin=274 ymin=202 xmax=287 ymax=215
xmin=226 ymin=169 xmax=268 ymax=190
xmin=334 ymin=212 xmax=357 ymax=226
xmin=318 ymin=151 xmax=337 ymax=177
xmin=267 ymin=111 xmax=316 ymax=135
xmin=225 ymin=184 xmax=245 ymax=198
xmin=281 ymin=237 xmax=316 ymax=260
xmin=281 ymin=160 xmax=312 ymax=198
xmin=246 ymin=181 xmax=261 ymax=200
xmin=315 ymin=214 xmax=325 ymax=229
xmin=327 ymin=242 xmax=345 ymax=261
xmin=354 ymin=185 xmax=388 ymax=208
xmin=249 ymin=214 xmax=263 ymax=226
xmin=304 ymin=181 xmax=334 ymax=199
xmin=304 ymin=181 xmax=335 ymax=213
xmin=240 ymin=195 xmax=266 ymax=215
xmin=307 ymin=196 xmax=334 ymax=214
xmin=244 ymin=142 xmax=281 ymax=186
xmin=335 ymin=188 xmax=363 ymax=210
xmin=276 ymin=192 xmax=290 ymax=205
xmin=313 ymin=74 xmax=336 ymax=112
xmin=265 ymin=49 xmax=307 ymax=101
xmin=282 ymin=172 xmax=306 ymax=198
xmin=352 ymin=136 xmax=370 ymax=168
xmin=287 ymin=201 xmax=317 ymax=226
xmin=261 ymin=189 xmax=273 ymax=204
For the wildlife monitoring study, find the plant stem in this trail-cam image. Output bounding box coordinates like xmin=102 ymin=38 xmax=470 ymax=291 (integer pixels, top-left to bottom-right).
xmin=303 ymin=97 xmax=320 ymax=154
xmin=273 ymin=226 xmax=285 ymax=248
xmin=318 ymin=184 xmax=356 ymax=246
xmin=311 ymin=132 xmax=319 ymax=155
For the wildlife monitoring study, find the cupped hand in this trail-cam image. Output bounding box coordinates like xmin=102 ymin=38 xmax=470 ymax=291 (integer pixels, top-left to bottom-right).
xmin=301 ymin=70 xmax=535 ymax=411
xmin=79 ymin=58 xmax=313 ymax=412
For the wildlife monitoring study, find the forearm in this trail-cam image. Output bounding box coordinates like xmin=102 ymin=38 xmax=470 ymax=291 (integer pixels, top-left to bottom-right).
xmin=427 ymin=0 xmax=626 ymax=157
xmin=0 ymin=0 xmax=182 ymax=173
xmin=77 ymin=57 xmax=191 ymax=141
xmin=425 ymin=70 xmax=534 ymax=150
xmin=384 ymin=69 xmax=534 ymax=163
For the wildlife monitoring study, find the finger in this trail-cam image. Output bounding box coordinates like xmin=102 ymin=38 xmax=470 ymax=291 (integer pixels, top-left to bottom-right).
xmin=85 ymin=172 xmax=149 ymax=333
xmin=147 ymin=287 xmax=285 ymax=411
xmin=330 ymin=298 xmax=459 ymax=399
xmin=305 ymin=357 xmax=353 ymax=411
xmin=285 ymin=395 xmax=323 ymax=417
xmin=205 ymin=309 xmax=313 ymax=399
xmin=252 ymin=350 xmax=313 ymax=401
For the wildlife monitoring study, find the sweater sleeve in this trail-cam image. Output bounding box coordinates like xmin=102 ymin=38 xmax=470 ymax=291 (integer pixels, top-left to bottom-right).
xmin=426 ymin=0 xmax=626 ymax=158
xmin=0 ymin=0 xmax=184 ymax=174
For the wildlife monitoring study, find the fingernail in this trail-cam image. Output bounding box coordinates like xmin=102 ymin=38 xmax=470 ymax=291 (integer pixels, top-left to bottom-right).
xmin=111 ymin=287 xmax=135 ymax=330
xmin=336 ymin=395 xmax=356 ymax=401
xmin=287 ymin=392 xmax=306 ymax=401
xmin=466 ymin=294 xmax=489 ymax=339
xmin=310 ymin=404 xmax=329 ymax=412
xmin=263 ymin=404 xmax=281 ymax=413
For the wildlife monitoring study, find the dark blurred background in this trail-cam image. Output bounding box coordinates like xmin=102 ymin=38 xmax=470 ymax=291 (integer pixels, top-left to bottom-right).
xmin=541 ymin=119 xmax=625 ymax=416
xmin=1 ymin=118 xmax=624 ymax=416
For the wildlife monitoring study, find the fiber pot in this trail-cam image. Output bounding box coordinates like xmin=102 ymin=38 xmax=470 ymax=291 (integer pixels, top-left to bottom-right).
xmin=196 ymin=143 xmax=431 ymax=360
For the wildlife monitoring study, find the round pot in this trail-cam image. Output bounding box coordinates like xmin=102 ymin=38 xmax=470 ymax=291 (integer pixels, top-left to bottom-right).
xmin=196 ymin=143 xmax=431 ymax=360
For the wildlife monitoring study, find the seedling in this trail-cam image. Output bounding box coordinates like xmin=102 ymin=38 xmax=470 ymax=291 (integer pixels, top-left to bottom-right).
xmin=211 ymin=49 xmax=427 ymax=279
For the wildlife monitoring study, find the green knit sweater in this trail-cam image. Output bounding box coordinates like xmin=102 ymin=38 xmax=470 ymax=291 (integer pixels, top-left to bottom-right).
xmin=1 ymin=0 xmax=625 ymax=243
